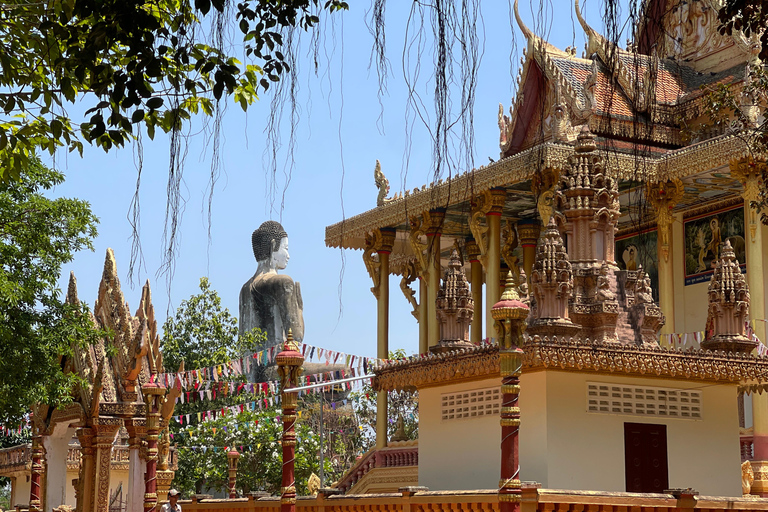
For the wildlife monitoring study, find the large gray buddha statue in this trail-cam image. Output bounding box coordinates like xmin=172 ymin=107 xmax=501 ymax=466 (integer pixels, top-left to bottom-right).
xmin=239 ymin=221 xmax=305 ymax=347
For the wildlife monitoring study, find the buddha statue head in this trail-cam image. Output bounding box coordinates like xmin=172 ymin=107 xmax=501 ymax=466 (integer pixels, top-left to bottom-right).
xmin=252 ymin=220 xmax=289 ymax=273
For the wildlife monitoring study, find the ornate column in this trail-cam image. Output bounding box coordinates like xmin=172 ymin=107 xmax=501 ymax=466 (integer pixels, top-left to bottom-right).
xmin=466 ymin=238 xmax=484 ymax=344
xmin=228 ymin=448 xmax=240 ymax=499
xmin=276 ymin=332 xmax=304 ymax=512
xmin=486 ymin=188 xmax=507 ymax=340
xmin=492 ymin=273 xmax=529 ymax=512
xmin=427 ymin=209 xmax=446 ymax=348
xmin=94 ymin=423 xmax=120 ymax=512
xmin=366 ymin=228 xmax=396 ymax=449
xmin=143 ymin=382 xmax=166 ymax=512
xmin=76 ymin=427 xmax=95 ymax=512
xmin=517 ymin=220 xmax=540 ymax=291
xmin=732 ymin=158 xmax=768 ymax=495
xmin=647 ymin=179 xmax=683 ymax=334
xmin=29 ymin=435 xmax=44 ymax=512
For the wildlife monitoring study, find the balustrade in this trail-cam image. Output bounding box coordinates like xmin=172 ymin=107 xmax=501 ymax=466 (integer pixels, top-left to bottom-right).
xmin=335 ymin=444 xmax=418 ymax=493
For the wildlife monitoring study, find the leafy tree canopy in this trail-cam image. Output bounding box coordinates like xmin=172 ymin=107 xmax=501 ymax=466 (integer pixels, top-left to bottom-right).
xmin=0 ymin=0 xmax=348 ymax=182
xmin=0 ymin=157 xmax=99 ymax=424
xmin=161 ymin=277 xmax=265 ymax=371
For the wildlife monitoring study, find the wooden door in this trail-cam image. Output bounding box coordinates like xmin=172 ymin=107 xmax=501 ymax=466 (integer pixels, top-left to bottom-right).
xmin=624 ymin=422 xmax=669 ymax=493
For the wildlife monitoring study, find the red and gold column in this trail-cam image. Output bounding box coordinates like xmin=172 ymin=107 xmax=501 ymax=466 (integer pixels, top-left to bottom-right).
xmin=492 ymin=273 xmax=529 ymax=512
xmin=29 ymin=435 xmax=45 ymax=512
xmin=228 ymin=448 xmax=241 ymax=499
xmin=143 ymin=381 xmax=166 ymax=512
xmin=276 ymin=331 xmax=304 ymax=512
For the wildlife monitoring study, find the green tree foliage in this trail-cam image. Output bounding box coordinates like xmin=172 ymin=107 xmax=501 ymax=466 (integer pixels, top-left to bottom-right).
xmin=349 ymin=349 xmax=418 ymax=452
xmin=161 ymin=277 xmax=265 ymax=372
xmin=173 ymin=407 xmax=328 ymax=496
xmin=0 ymin=0 xmax=348 ymax=182
xmin=0 ymin=157 xmax=99 ymax=424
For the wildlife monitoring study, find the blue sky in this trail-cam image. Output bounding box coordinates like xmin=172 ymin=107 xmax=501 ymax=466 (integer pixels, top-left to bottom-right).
xmin=49 ymin=1 xmax=629 ymax=360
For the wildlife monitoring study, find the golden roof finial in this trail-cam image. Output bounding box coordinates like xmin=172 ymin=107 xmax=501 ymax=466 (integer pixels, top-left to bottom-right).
xmin=285 ymin=328 xmax=299 ymax=352
xmin=500 ymin=271 xmax=521 ymax=302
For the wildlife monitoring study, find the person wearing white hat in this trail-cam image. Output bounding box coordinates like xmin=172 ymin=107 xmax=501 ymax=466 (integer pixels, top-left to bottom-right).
xmin=161 ymin=489 xmax=181 ymax=512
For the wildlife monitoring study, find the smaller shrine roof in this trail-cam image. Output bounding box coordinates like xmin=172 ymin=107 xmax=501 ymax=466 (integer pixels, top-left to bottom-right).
xmin=373 ymin=337 xmax=768 ymax=392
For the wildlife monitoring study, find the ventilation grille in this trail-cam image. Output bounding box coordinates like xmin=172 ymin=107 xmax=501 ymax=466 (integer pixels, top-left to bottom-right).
xmin=441 ymin=387 xmax=501 ymax=421
xmin=587 ymin=382 xmax=702 ymax=419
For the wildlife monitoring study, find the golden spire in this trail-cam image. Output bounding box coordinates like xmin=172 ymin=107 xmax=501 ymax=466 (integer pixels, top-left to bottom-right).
xmin=500 ymin=271 xmax=521 ymax=302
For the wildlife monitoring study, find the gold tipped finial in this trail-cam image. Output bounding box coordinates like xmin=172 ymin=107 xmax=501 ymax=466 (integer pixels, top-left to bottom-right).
xmin=500 ymin=271 xmax=521 ymax=301
xmin=285 ymin=328 xmax=299 ymax=351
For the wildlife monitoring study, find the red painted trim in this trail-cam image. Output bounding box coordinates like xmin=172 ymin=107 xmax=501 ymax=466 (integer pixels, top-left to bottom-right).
xmin=486 ymin=212 xmax=502 ymax=217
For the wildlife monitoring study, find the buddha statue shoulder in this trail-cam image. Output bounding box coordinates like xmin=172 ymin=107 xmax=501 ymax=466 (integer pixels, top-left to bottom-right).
xmin=239 ymin=221 xmax=305 ymax=347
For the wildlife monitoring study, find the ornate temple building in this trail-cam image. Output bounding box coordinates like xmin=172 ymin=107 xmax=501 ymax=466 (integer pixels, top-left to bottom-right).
xmin=0 ymin=250 xmax=179 ymax=512
xmin=325 ymin=0 xmax=768 ymax=499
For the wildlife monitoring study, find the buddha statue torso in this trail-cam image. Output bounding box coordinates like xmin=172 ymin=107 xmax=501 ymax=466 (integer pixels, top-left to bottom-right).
xmin=239 ymin=221 xmax=305 ymax=347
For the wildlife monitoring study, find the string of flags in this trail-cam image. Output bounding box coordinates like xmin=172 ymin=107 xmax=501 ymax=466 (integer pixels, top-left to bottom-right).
xmin=658 ymin=320 xmax=766 ymax=354
xmin=157 ymin=343 xmax=386 ymax=391
xmin=171 ymin=369 xmax=372 ymax=426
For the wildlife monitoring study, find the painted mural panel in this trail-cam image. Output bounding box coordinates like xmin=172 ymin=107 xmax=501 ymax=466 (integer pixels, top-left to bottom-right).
xmin=684 ymin=205 xmax=745 ymax=286
xmin=615 ymin=229 xmax=659 ymax=302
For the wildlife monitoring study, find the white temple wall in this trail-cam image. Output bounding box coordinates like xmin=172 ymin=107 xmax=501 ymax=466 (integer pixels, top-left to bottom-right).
xmin=418 ymin=376 xmax=500 ymax=491
xmin=418 ymin=371 xmax=741 ymax=495
xmin=543 ymin=371 xmax=740 ymax=496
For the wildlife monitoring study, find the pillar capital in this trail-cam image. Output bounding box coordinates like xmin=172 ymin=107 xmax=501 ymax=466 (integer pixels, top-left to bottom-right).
xmin=378 ymin=227 xmax=397 ymax=254
xmin=465 ymin=238 xmax=481 ymax=262
xmin=488 ymin=188 xmax=507 ymax=216
xmin=425 ymin=208 xmax=446 ymax=236
xmin=731 ymin=157 xmax=766 ymax=203
xmin=731 ymin=158 xmax=766 ymax=243
xmin=516 ymin=220 xmax=541 ymax=248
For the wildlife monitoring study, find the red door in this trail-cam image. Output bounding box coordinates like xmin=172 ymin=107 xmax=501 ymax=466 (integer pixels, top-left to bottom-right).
xmin=624 ymin=422 xmax=669 ymax=493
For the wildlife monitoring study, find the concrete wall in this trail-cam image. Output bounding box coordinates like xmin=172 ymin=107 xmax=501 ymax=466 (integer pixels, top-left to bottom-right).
xmin=419 ymin=377 xmax=500 ymax=491
xmin=418 ymin=371 xmax=741 ymax=496
xmin=543 ymin=372 xmax=741 ymax=496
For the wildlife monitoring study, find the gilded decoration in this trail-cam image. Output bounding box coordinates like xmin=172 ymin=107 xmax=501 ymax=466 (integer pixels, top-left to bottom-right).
xmin=373 ymin=337 xmax=768 ymax=392
xmin=730 ymin=158 xmax=766 ymax=242
xmin=646 ymin=179 xmax=684 ymax=262
xmin=501 ymin=220 xmax=521 ymax=279
xmin=399 ymin=260 xmax=420 ymax=320
xmin=469 ymin=191 xmax=493 ymax=268
xmin=363 ymin=229 xmax=383 ymax=299
xmin=409 ymin=213 xmax=430 ymax=282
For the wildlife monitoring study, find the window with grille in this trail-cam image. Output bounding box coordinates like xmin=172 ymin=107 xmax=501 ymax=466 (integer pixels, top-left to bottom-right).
xmin=586 ymin=382 xmax=702 ymax=419
xmin=441 ymin=387 xmax=501 ymax=421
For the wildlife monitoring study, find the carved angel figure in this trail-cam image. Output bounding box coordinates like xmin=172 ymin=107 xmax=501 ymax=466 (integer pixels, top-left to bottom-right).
xmin=595 ymin=264 xmax=616 ymax=301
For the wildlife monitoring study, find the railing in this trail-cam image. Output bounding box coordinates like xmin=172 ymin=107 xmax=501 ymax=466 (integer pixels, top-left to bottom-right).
xmin=741 ymin=433 xmax=754 ymax=462
xmin=0 ymin=444 xmax=31 ymax=471
xmin=178 ymin=486 xmax=768 ymax=512
xmin=334 ymin=441 xmax=418 ymax=493
xmin=0 ymin=443 xmax=177 ymax=473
